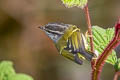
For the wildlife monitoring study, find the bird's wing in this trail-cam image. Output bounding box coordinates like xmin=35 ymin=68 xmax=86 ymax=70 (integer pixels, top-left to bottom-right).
xmin=67 ymin=31 xmax=93 ymax=61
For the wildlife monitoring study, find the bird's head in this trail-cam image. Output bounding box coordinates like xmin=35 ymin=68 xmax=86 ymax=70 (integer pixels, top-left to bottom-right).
xmin=39 ymin=23 xmax=70 ymax=43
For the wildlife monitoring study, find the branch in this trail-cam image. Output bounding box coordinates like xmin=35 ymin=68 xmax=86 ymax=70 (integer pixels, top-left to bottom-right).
xmin=84 ymin=3 xmax=96 ymax=70
xmin=114 ymin=71 xmax=120 ymax=80
xmin=84 ymin=4 xmax=94 ymax=53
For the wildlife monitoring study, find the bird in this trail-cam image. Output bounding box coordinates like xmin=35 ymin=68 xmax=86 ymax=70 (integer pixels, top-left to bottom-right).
xmin=39 ymin=23 xmax=93 ymax=65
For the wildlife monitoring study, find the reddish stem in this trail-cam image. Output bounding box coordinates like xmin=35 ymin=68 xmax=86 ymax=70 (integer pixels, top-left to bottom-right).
xmin=84 ymin=3 xmax=96 ymax=71
xmin=84 ymin=4 xmax=94 ymax=53
xmin=92 ymin=19 xmax=120 ymax=80
xmin=114 ymin=71 xmax=120 ymax=80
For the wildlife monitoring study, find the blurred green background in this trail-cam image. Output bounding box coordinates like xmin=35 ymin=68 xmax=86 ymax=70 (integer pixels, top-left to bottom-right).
xmin=0 ymin=0 xmax=120 ymax=80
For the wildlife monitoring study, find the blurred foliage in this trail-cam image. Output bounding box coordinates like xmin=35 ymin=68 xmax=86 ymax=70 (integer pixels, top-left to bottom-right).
xmin=0 ymin=61 xmax=15 ymax=80
xmin=61 ymin=0 xmax=87 ymax=8
xmin=0 ymin=61 xmax=33 ymax=80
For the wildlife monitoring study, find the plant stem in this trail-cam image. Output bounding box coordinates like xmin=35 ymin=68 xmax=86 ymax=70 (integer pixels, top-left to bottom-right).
xmin=92 ymin=19 xmax=120 ymax=80
xmin=114 ymin=71 xmax=120 ymax=80
xmin=84 ymin=3 xmax=95 ymax=71
xmin=84 ymin=4 xmax=94 ymax=53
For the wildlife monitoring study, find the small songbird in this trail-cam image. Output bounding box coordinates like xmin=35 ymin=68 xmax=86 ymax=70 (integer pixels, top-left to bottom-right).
xmin=39 ymin=23 xmax=93 ymax=65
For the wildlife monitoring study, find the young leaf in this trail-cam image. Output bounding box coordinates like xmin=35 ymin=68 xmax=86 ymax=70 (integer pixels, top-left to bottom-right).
xmin=61 ymin=0 xmax=88 ymax=9
xmin=87 ymin=26 xmax=117 ymax=65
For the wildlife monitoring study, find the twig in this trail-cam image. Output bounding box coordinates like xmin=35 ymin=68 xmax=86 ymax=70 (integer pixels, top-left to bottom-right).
xmin=92 ymin=19 xmax=120 ymax=80
xmin=114 ymin=71 xmax=120 ymax=80
xmin=84 ymin=4 xmax=94 ymax=52
xmin=84 ymin=3 xmax=96 ymax=71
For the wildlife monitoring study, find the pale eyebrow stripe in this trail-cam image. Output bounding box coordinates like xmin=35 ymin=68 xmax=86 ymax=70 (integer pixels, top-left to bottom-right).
xmin=45 ymin=28 xmax=64 ymax=35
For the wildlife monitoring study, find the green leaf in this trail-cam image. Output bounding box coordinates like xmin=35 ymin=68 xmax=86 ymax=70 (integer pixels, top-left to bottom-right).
xmin=0 ymin=61 xmax=16 ymax=80
xmin=87 ymin=26 xmax=117 ymax=65
xmin=8 ymin=74 xmax=33 ymax=80
xmin=106 ymin=50 xmax=117 ymax=65
xmin=61 ymin=0 xmax=88 ymax=9
xmin=114 ymin=58 xmax=120 ymax=71
xmin=0 ymin=61 xmax=34 ymax=80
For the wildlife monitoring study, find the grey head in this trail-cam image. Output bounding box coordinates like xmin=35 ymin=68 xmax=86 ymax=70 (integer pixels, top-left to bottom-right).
xmin=39 ymin=23 xmax=70 ymax=43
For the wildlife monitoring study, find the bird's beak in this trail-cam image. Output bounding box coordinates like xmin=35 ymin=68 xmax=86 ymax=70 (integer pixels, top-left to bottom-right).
xmin=38 ymin=26 xmax=45 ymax=30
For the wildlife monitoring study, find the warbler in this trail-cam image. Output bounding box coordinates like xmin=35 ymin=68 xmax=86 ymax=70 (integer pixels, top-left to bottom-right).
xmin=39 ymin=23 xmax=93 ymax=65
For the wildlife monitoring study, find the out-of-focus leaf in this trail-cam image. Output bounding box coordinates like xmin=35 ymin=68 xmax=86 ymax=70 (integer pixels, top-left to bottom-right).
xmin=61 ymin=0 xmax=88 ymax=9
xmin=0 ymin=61 xmax=34 ymax=80
xmin=8 ymin=74 xmax=33 ymax=80
xmin=87 ymin=26 xmax=117 ymax=65
xmin=0 ymin=61 xmax=16 ymax=80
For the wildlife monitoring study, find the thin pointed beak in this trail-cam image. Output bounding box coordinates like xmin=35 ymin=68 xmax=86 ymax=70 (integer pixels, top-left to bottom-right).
xmin=38 ymin=26 xmax=45 ymax=30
